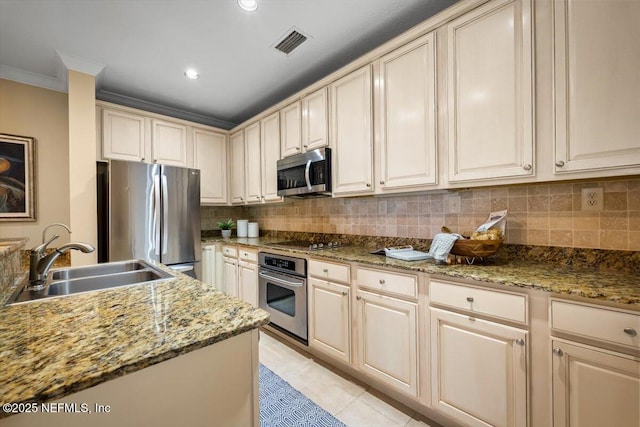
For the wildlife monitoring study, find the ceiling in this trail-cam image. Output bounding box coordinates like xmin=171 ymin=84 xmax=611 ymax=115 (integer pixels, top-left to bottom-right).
xmin=0 ymin=0 xmax=458 ymax=129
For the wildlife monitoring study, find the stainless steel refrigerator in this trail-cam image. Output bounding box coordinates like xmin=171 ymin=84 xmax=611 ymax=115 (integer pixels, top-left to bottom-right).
xmin=97 ymin=160 xmax=201 ymax=279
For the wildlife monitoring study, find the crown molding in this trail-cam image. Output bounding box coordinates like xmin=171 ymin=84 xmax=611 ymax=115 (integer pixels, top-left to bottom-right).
xmin=0 ymin=64 xmax=66 ymax=93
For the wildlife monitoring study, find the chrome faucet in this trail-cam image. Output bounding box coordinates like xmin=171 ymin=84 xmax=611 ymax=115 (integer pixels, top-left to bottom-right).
xmin=42 ymin=223 xmax=71 ymax=244
xmin=28 ymin=241 xmax=95 ymax=290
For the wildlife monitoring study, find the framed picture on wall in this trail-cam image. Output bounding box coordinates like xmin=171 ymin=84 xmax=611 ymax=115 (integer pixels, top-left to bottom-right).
xmin=0 ymin=133 xmax=36 ymax=221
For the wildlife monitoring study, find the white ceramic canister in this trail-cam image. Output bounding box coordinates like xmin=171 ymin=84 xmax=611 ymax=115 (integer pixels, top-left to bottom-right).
xmin=237 ymin=219 xmax=249 ymax=237
xmin=248 ymin=222 xmax=259 ymax=238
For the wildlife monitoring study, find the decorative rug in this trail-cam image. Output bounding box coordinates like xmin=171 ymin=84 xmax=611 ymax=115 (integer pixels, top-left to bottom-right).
xmin=259 ymin=363 xmax=346 ymax=427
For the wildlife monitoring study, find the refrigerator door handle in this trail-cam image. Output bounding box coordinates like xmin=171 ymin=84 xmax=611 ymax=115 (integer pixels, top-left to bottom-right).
xmin=161 ymin=173 xmax=169 ymax=255
xmin=153 ymin=174 xmax=161 ymax=256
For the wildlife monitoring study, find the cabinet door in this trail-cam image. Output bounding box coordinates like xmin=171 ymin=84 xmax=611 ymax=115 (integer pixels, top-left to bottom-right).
xmin=151 ymin=119 xmax=188 ymax=166
xmin=223 ymin=257 xmax=238 ymax=297
xmin=302 ymin=87 xmax=329 ymax=151
xmin=552 ymin=340 xmax=640 ymax=427
xmin=447 ymin=0 xmax=534 ymax=182
xmin=430 ymin=308 xmax=528 ymax=427
xmin=193 ymin=129 xmax=227 ymax=205
xmin=238 ymin=261 xmax=258 ymax=307
xmin=280 ymin=101 xmax=302 ymax=158
xmin=356 ymin=289 xmax=418 ymax=397
xmin=244 ymin=122 xmax=262 ymax=204
xmin=309 ymin=278 xmax=351 ymax=363
xmin=553 ymin=0 xmax=640 ymax=173
xmin=102 ymin=109 xmax=145 ymax=162
xmin=331 ymin=66 xmax=374 ymax=195
xmin=260 ymin=112 xmax=282 ymax=203
xmin=229 ymin=130 xmax=245 ymax=204
xmin=378 ymin=33 xmax=437 ymax=190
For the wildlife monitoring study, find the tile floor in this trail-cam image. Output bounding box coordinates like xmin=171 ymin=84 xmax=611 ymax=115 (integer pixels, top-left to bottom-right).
xmin=259 ymin=330 xmax=441 ymax=427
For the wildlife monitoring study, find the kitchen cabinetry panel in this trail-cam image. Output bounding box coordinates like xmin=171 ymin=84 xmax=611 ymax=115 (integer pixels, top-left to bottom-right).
xmin=223 ymin=256 xmax=238 ymax=298
xmin=378 ymin=33 xmax=437 ymax=190
xmin=331 ymin=66 xmax=374 ymax=195
xmin=446 ymin=0 xmax=534 ymax=182
xmin=551 ymin=340 xmax=639 ymax=427
xmin=309 ymin=278 xmax=351 ymax=363
xmin=302 ymin=87 xmax=329 ymax=152
xmin=356 ymin=289 xmax=418 ymax=397
xmin=102 ymin=109 xmax=146 ymax=162
xmin=193 ymin=128 xmax=227 ymax=205
xmin=244 ymin=122 xmax=262 ymax=204
xmin=239 ymin=260 xmax=258 ymax=307
xmin=280 ymin=101 xmax=302 ymax=158
xmin=553 ymin=0 xmax=640 ymax=173
xmin=151 ymin=119 xmax=188 ymax=167
xmin=430 ymin=308 xmax=528 ymax=427
xmin=260 ymin=112 xmax=282 ymax=202
xmin=230 ymin=130 xmax=245 ymax=204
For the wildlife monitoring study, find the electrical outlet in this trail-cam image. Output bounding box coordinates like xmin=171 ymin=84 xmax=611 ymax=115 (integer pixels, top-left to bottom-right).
xmin=448 ymin=194 xmax=461 ymax=213
xmin=581 ymin=187 xmax=603 ymax=211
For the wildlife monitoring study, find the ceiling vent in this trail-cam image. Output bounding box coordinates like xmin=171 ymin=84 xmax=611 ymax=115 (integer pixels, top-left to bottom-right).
xmin=273 ymin=27 xmax=309 ymax=55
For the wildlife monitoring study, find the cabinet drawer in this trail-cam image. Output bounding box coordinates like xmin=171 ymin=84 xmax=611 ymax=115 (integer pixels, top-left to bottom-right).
xmin=430 ymin=280 xmax=527 ymax=324
xmin=309 ymin=259 xmax=350 ymax=283
xmin=551 ymin=300 xmax=640 ymax=349
xmin=357 ymin=268 xmax=417 ymax=299
xmin=238 ymin=247 xmax=257 ymax=263
xmin=222 ymin=246 xmax=237 ymax=258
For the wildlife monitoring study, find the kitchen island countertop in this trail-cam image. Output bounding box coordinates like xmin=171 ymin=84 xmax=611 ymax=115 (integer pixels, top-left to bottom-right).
xmin=0 ymin=262 xmax=269 ymax=410
xmin=205 ymin=236 xmax=640 ymax=307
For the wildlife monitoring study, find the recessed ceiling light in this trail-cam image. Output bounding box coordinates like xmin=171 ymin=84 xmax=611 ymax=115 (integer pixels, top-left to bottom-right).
xmin=184 ymin=69 xmax=199 ymax=79
xmin=238 ymin=0 xmax=258 ymax=12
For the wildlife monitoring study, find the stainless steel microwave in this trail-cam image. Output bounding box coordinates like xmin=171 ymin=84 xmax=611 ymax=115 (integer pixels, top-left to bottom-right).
xmin=277 ymin=147 xmax=331 ymax=197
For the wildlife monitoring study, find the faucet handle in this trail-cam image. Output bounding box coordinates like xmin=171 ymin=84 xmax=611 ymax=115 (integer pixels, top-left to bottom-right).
xmin=32 ymin=234 xmax=59 ymax=255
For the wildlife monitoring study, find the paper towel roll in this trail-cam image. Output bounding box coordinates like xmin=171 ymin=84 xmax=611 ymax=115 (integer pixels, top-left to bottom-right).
xmin=248 ymin=222 xmax=259 ymax=238
xmin=237 ymin=220 xmax=248 ymax=237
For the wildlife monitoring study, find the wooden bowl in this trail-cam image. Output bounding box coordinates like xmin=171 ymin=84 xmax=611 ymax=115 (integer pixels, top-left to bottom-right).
xmin=450 ymin=239 xmax=503 ymax=258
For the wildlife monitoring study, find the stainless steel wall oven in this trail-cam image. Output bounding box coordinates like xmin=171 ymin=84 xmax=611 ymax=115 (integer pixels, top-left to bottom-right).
xmin=258 ymin=252 xmax=307 ymax=343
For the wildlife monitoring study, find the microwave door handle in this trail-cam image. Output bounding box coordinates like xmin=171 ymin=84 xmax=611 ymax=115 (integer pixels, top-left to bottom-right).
xmin=304 ymin=159 xmax=312 ymax=191
xmin=259 ymin=271 xmax=304 ymax=287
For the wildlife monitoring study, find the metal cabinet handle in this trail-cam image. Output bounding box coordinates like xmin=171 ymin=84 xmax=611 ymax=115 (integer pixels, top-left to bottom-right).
xmin=303 ymin=144 xmax=308 ymax=148
xmin=515 ymin=338 xmax=525 ymax=346
xmin=366 ymin=183 xmax=371 ymax=187
xmin=342 ymin=291 xmax=348 ymax=296
xmin=555 ymin=160 xmax=565 ymax=167
xmin=380 ymin=180 xmax=385 ymax=185
xmin=379 ymin=279 xmax=385 ymax=284
xmin=356 ymin=296 xmax=362 ymax=300
xmin=323 ymin=268 xmax=328 ymax=273
xmin=623 ymin=328 xmax=638 ymax=337
xmin=466 ymin=297 xmax=474 ymax=303
xmin=295 ymin=147 xmax=300 ymax=151
xmin=553 ymin=348 xmax=564 ymax=357
xmin=523 ymin=164 xmax=532 ymax=171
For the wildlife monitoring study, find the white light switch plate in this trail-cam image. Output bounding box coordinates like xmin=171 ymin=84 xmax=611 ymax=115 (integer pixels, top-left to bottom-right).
xmin=448 ymin=194 xmax=461 ymax=213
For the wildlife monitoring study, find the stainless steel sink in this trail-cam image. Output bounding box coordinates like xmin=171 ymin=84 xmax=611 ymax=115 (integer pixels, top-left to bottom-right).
xmin=6 ymin=260 xmax=173 ymax=305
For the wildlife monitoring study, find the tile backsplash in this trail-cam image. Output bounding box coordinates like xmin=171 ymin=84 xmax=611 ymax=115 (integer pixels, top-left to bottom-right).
xmin=202 ymin=178 xmax=640 ymax=251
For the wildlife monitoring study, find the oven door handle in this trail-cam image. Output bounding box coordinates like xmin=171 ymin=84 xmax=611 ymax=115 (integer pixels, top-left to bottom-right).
xmin=259 ymin=271 xmax=305 ymax=287
xmin=304 ymin=159 xmax=312 ymax=191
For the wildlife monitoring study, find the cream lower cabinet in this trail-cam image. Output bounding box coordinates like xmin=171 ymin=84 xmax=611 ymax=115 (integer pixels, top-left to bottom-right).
xmin=239 ymin=260 xmax=258 ymax=307
xmin=446 ymin=0 xmax=534 ymax=182
xmin=230 ymin=130 xmax=245 ymax=204
xmin=356 ymin=289 xmax=418 ymax=397
xmin=193 ymin=128 xmax=227 ymax=205
xmin=223 ymin=256 xmax=238 ymax=298
xmin=553 ymin=0 xmax=640 ymax=174
xmin=551 ymin=340 xmax=639 ymax=427
xmin=430 ymin=308 xmax=528 ymax=427
xmin=308 ymin=278 xmax=351 ymax=363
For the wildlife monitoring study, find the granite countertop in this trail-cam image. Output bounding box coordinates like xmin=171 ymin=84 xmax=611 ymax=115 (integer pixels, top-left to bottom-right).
xmin=205 ymin=237 xmax=640 ymax=307
xmin=0 ymin=262 xmax=269 ymax=410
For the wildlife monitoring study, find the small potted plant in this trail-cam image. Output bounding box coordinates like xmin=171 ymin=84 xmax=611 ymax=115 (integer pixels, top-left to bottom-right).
xmin=217 ymin=219 xmax=235 ymax=238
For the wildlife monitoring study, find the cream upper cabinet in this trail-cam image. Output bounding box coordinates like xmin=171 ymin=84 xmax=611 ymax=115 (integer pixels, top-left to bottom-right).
xmin=356 ymin=289 xmax=418 ymax=397
xmin=551 ymin=340 xmax=639 ymax=427
xmin=260 ymin=112 xmax=282 ymax=203
xmin=553 ymin=0 xmax=640 ymax=174
xmin=302 ymin=87 xmax=329 ymax=152
xmin=230 ymin=130 xmax=245 ymax=204
xmin=102 ymin=108 xmax=146 ymax=162
xmin=430 ymin=308 xmax=528 ymax=427
xmin=244 ymin=122 xmax=262 ymax=204
xmin=151 ymin=119 xmax=188 ymax=167
xmin=446 ymin=0 xmax=534 ymax=182
xmin=377 ymin=33 xmax=437 ymax=191
xmin=331 ymin=65 xmax=374 ymax=196
xmin=308 ymin=277 xmax=351 ymax=363
xmin=280 ymin=101 xmax=302 ymax=158
xmin=193 ymin=128 xmax=227 ymax=205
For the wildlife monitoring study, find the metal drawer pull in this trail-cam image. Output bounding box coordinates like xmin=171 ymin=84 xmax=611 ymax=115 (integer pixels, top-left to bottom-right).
xmin=555 ymin=160 xmax=565 ymax=167
xmin=553 ymin=348 xmax=564 ymax=357
xmin=379 ymin=279 xmax=385 ymax=284
xmin=323 ymin=268 xmax=328 ymax=273
xmin=356 ymin=296 xmax=362 ymax=300
xmin=623 ymin=328 xmax=637 ymax=337
xmin=515 ymin=338 xmax=525 ymax=346
xmin=523 ymin=164 xmax=532 ymax=171
xmin=466 ymin=297 xmax=474 ymax=303
xmin=342 ymin=291 xmax=348 ymax=296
